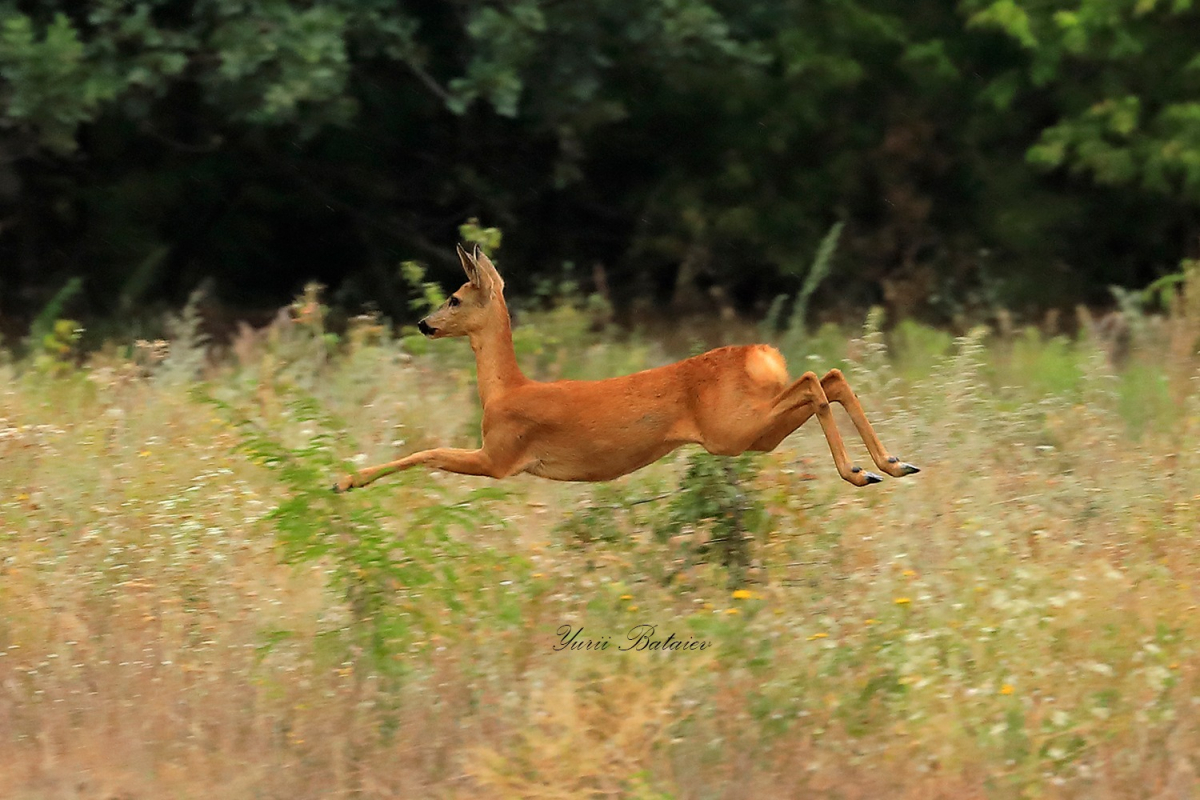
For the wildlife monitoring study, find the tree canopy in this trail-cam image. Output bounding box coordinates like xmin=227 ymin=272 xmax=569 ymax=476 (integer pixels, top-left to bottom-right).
xmin=2 ymin=0 xmax=1199 ymax=328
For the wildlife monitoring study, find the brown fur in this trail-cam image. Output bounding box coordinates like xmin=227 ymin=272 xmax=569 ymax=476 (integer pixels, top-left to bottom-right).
xmin=334 ymin=245 xmax=919 ymax=491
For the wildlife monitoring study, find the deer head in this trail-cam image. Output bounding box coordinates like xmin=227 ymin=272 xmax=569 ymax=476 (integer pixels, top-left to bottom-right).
xmin=418 ymin=244 xmax=506 ymax=338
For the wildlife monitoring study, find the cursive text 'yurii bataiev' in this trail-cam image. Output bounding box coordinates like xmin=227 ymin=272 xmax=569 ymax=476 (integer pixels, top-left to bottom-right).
xmin=553 ymin=624 xmax=710 ymax=653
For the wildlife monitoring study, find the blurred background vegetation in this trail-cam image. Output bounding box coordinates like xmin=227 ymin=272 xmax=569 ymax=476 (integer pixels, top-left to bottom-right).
xmin=4 ymin=0 xmax=1200 ymax=335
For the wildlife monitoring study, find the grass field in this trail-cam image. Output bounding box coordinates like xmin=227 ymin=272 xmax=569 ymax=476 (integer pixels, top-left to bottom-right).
xmin=2 ymin=283 xmax=1199 ymax=799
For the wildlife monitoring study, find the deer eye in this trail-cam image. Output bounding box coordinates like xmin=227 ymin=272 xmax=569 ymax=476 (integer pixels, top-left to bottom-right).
xmin=448 ymin=296 xmax=461 ymax=307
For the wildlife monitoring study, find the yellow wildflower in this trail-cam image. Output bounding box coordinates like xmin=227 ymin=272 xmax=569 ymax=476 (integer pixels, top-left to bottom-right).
xmin=731 ymin=589 xmax=754 ymax=600
xmin=1000 ymin=683 xmax=1014 ymax=695
xmin=725 ymin=608 xmax=741 ymax=615
xmin=807 ymin=632 xmax=828 ymax=640
xmin=894 ymin=597 xmax=912 ymax=605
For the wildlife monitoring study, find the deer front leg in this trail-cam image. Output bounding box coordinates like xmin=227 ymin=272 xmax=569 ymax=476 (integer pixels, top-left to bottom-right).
xmin=333 ymin=447 xmax=505 ymax=492
xmin=819 ymin=369 xmax=919 ymax=478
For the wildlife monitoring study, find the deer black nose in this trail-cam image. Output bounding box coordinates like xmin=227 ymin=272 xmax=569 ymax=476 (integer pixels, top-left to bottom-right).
xmin=417 ymin=319 xmax=435 ymax=336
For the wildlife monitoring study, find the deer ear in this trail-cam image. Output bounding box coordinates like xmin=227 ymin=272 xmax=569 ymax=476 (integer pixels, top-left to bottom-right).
xmin=457 ymin=243 xmax=482 ymax=285
xmin=472 ymin=246 xmax=505 ymax=295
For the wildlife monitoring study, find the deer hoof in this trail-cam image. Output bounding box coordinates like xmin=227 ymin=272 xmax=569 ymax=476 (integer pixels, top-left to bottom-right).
xmin=851 ymin=465 xmax=883 ymax=484
xmin=850 ymin=465 xmax=883 ymax=485
xmin=885 ymin=457 xmax=921 ymax=477
xmin=332 ymin=477 xmax=354 ymax=493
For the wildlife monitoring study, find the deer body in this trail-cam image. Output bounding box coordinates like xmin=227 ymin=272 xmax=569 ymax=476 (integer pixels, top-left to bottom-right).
xmin=481 ymin=344 xmax=788 ymax=481
xmin=333 ymin=245 xmax=918 ymax=492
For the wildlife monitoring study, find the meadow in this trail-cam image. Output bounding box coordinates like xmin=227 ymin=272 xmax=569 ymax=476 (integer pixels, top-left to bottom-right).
xmin=2 ymin=272 xmax=1199 ymax=799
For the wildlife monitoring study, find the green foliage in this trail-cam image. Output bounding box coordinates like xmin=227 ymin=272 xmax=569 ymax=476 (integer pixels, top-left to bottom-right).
xmin=790 ymin=222 xmax=843 ymax=336
xmin=1116 ymin=352 xmax=1182 ymax=437
xmin=767 ymin=221 xmax=844 ymax=343
xmin=27 ymin=277 xmax=83 ymax=348
xmin=458 ymin=217 xmax=504 ymax=254
xmin=508 ymin=259 xmax=621 ymax=380
xmin=30 ymin=318 xmax=82 ymax=376
xmin=4 ymin=0 xmax=1200 ymax=323
xmin=656 ymin=451 xmax=770 ymax=586
xmin=399 ymin=261 xmax=447 ymax=317
xmin=17 ymin=279 xmax=86 ymax=380
xmin=203 ymin=385 xmax=508 ymax=679
xmin=891 ymin=319 xmax=954 ymax=381
xmin=1112 ymin=258 xmax=1199 ymax=316
xmin=207 ymin=3 xmax=355 ymax=130
xmin=556 ymin=484 xmax=634 ymax=546
xmin=967 ymin=0 xmax=1200 ymax=202
xmin=0 ymin=12 xmax=126 ymax=153
xmin=554 ymin=448 xmax=773 ymax=587
xmin=396 ymin=260 xmax=451 ymax=359
xmin=999 ymin=328 xmax=1085 ymax=400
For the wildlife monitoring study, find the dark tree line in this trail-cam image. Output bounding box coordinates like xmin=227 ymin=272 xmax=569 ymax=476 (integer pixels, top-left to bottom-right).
xmin=2 ymin=0 xmax=1200 ymax=331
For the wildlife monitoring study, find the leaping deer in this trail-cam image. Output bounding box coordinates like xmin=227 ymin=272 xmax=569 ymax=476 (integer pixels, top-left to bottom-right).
xmin=333 ymin=245 xmax=918 ymax=492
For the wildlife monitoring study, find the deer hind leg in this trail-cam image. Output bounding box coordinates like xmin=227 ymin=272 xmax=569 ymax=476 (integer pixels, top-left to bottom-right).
xmin=819 ymin=369 xmax=919 ymax=478
xmin=745 ymin=402 xmax=816 ymax=453
xmin=333 ymin=446 xmax=525 ymax=492
xmin=744 ymin=371 xmax=883 ymax=487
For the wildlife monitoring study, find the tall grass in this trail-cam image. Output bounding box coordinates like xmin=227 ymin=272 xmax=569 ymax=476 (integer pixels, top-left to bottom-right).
xmin=1 ymin=277 xmax=1198 ymax=798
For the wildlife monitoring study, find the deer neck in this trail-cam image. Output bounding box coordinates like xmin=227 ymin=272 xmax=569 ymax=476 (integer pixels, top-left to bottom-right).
xmin=469 ymin=299 xmax=526 ymax=406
